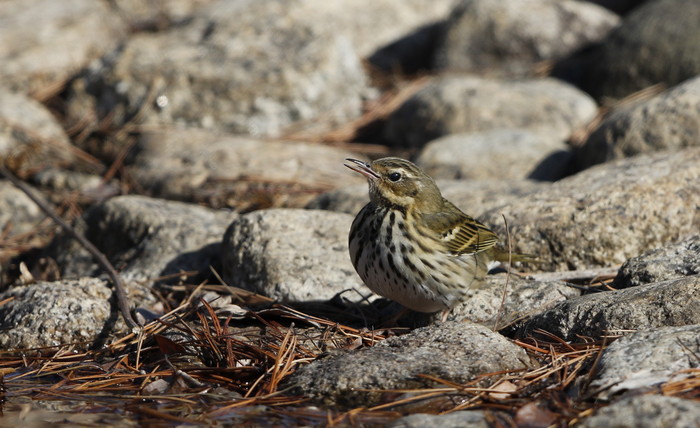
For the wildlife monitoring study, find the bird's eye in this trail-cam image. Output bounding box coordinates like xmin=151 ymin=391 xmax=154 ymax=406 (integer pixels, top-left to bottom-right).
xmin=388 ymin=172 xmax=402 ymax=182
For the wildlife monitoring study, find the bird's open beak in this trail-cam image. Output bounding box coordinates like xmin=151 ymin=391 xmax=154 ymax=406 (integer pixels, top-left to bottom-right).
xmin=344 ymin=158 xmax=380 ymax=180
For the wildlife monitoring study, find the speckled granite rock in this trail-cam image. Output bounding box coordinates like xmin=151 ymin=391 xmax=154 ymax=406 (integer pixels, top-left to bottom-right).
xmin=0 ymin=278 xmax=155 ymax=350
xmin=288 ymin=322 xmax=532 ymax=408
xmin=480 ymin=149 xmax=700 ymax=271
xmin=222 ymin=209 xmax=368 ymax=303
xmin=613 ymin=236 xmax=700 ymax=288
xmin=512 ymin=276 xmax=700 ymax=341
xmin=384 ymin=76 xmax=597 ymax=148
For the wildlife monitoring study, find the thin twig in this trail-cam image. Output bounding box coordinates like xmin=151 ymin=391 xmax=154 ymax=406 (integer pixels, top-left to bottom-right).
xmin=164 ymin=354 xmax=205 ymax=388
xmin=0 ymin=161 xmax=138 ymax=329
xmin=493 ymin=214 xmax=513 ymax=331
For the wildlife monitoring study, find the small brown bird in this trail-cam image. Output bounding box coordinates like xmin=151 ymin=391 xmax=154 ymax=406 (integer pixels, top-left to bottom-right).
xmin=345 ymin=157 xmax=530 ymax=315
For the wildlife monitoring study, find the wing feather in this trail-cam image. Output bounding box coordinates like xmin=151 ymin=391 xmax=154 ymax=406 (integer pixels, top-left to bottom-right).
xmin=420 ymin=200 xmax=498 ymax=255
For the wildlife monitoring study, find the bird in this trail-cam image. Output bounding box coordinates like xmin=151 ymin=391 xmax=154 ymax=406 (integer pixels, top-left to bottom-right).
xmin=345 ymin=157 xmax=533 ymax=317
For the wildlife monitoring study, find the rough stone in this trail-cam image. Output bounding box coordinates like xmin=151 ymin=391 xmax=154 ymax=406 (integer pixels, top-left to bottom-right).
xmin=434 ymin=180 xmax=548 ymax=220
xmin=0 ymin=87 xmax=74 ymax=169
xmin=435 ymin=0 xmax=618 ymax=76
xmin=384 ymin=76 xmax=597 ymax=148
xmin=513 ymin=276 xmax=700 ymax=341
xmin=110 ymin=0 xmax=217 ymax=30
xmin=0 ymin=0 xmax=126 ymax=96
xmin=479 ymin=149 xmax=700 ymax=271
xmin=128 ymin=128 xmax=365 ymax=209
xmin=343 ymin=0 xmax=452 ymax=74
xmin=287 ymin=322 xmax=532 ymax=408
xmin=299 ymin=0 xmax=455 ymax=58
xmin=48 ymin=195 xmax=233 ymax=283
xmin=0 ymin=278 xmax=155 ymax=350
xmin=446 ymin=274 xmax=580 ymax=328
xmin=66 ymin=0 xmax=370 ymax=138
xmin=573 ymin=75 xmax=700 ymax=171
xmin=613 ymin=236 xmax=700 ymax=288
xmin=305 ymin=184 xmax=368 ymax=216
xmin=0 ymin=180 xmax=45 ymax=237
xmin=578 ymin=395 xmax=700 ymax=428
xmin=416 ymin=129 xmax=569 ymax=180
xmin=588 ymin=324 xmax=700 ymax=400
xmin=554 ymin=0 xmax=700 ymax=102
xmin=31 ymin=168 xmax=115 ymax=194
xmin=222 ymin=209 xmax=368 ymax=303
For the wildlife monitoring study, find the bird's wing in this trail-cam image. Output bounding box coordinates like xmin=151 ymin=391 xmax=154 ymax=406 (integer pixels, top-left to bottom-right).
xmin=421 ymin=200 xmax=498 ymax=255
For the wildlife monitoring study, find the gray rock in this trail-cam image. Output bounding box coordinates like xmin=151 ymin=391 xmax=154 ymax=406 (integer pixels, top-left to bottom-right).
xmin=287 ymin=322 xmax=532 ymax=408
xmin=0 ymin=278 xmax=155 ymax=350
xmin=0 ymin=180 xmax=44 ymax=236
xmin=222 ymin=209 xmax=368 ymax=303
xmin=479 ymin=149 xmax=700 ymax=271
xmin=578 ymin=395 xmax=700 ymax=428
xmin=32 ymin=168 xmax=117 ymax=196
xmin=614 ymin=236 xmax=700 ymax=288
xmin=308 ymin=179 xmax=545 ymax=218
xmin=336 ymin=0 xmax=453 ymax=74
xmin=384 ymin=76 xmax=597 ymax=148
xmin=513 ymin=276 xmax=700 ymax=341
xmin=305 ymin=184 xmax=368 ymax=215
xmin=588 ymin=325 xmax=700 ymax=400
xmin=447 ymin=274 xmax=580 ymax=328
xmin=573 ymin=75 xmax=700 ymax=171
xmin=0 ymin=88 xmax=69 ymax=146
xmin=388 ymin=410 xmax=489 ymax=428
xmin=431 ymin=180 xmax=547 ymax=218
xmin=342 ymin=0 xmax=453 ymax=74
xmin=0 ymin=87 xmax=73 ymax=168
xmin=300 ymin=0 xmax=455 ymax=58
xmin=0 ymin=0 xmax=126 ymax=96
xmin=67 ymin=0 xmax=369 ymax=138
xmin=128 ymin=128 xmax=365 ymax=209
xmin=416 ymin=129 xmax=568 ymax=180
xmin=554 ymin=0 xmax=700 ymax=102
xmin=435 ymin=0 xmax=619 ymax=76
xmin=110 ymin=0 xmax=217 ymax=30
xmin=48 ymin=195 xmax=233 ymax=283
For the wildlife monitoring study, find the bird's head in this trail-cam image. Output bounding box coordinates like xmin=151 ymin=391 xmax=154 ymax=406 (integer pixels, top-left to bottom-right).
xmin=344 ymin=157 xmax=443 ymax=212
